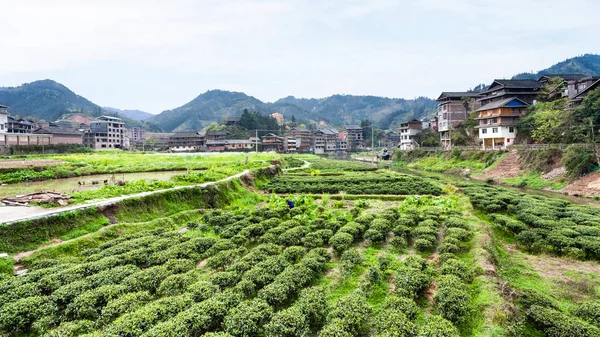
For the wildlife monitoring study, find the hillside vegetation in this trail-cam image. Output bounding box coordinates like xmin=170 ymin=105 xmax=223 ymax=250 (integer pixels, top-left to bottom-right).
xmin=513 ymin=54 xmax=600 ymax=79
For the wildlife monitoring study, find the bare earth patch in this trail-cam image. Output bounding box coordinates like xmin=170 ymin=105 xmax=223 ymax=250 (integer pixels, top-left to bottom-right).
xmin=425 ymin=280 xmax=438 ymax=310
xmin=196 ymin=259 xmax=208 ymax=269
xmin=13 ymin=238 xmax=64 ymax=262
xmin=0 ymin=159 xmax=64 ymax=169
xmin=564 ymin=171 xmax=600 ymax=196
xmin=524 ymin=254 xmax=600 ymax=282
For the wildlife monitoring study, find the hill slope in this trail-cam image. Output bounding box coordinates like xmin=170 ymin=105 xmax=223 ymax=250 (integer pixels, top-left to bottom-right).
xmin=103 ymin=107 xmax=154 ymax=121
xmin=0 ymin=80 xmax=101 ymax=121
xmin=150 ymin=90 xmax=437 ymax=132
xmin=513 ymin=54 xmax=600 ymax=79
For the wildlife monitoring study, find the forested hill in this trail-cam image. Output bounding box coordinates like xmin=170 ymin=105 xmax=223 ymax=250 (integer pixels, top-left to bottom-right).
xmin=103 ymin=107 xmax=154 ymax=121
xmin=513 ymin=54 xmax=600 ymax=79
xmin=149 ymin=90 xmax=437 ymax=132
xmin=0 ymin=80 xmax=101 ymax=121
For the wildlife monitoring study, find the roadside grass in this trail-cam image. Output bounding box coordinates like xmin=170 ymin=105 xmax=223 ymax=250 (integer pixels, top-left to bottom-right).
xmin=501 ymin=171 xmax=567 ymax=190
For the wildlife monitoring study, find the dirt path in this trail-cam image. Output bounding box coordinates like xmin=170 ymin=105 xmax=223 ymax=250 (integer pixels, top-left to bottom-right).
xmin=482 ymin=151 xmax=520 ymax=179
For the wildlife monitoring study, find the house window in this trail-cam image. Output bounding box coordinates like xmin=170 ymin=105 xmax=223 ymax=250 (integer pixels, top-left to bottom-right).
xmin=443 ymin=113 xmax=447 ymax=119
xmin=492 ymin=128 xmax=498 ymax=133
xmin=492 ymin=118 xmax=498 ymax=124
xmin=509 ymin=127 xmax=515 ymax=133
xmin=443 ymin=105 xmax=447 ymax=111
xmin=482 ymin=128 xmax=487 ymax=134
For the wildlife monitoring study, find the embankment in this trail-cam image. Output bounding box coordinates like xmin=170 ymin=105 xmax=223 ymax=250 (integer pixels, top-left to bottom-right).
xmin=0 ymin=165 xmax=280 ymax=255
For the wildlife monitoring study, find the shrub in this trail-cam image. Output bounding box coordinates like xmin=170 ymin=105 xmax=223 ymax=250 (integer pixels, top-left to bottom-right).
xmin=265 ymin=306 xmax=310 ymax=337
xmin=415 ymin=238 xmax=436 ymax=253
xmin=327 ymin=292 xmax=371 ymax=335
xmin=0 ymin=296 xmax=57 ymax=335
xmin=66 ymin=285 xmax=126 ymax=320
xmin=43 ymin=320 xmax=94 ymax=337
xmin=390 ymin=236 xmax=408 ymax=251
xmin=341 ymin=249 xmax=363 ymax=272
xmin=527 ymin=305 xmax=600 ymax=337
xmin=188 ymin=281 xmax=219 ymax=302
xmin=297 ymin=287 xmax=328 ymax=329
xmin=99 ymin=291 xmax=152 ymax=326
xmin=435 ymin=275 xmax=471 ymax=324
xmin=329 ymin=233 xmax=354 ymax=253
xmin=157 ymin=273 xmax=197 ymax=297
xmin=318 ymin=319 xmax=353 ymax=337
xmin=364 ymin=228 xmax=386 ymax=244
xmin=574 ymin=301 xmax=600 ymax=327
xmin=381 ymin=295 xmax=419 ymax=320
xmin=374 ymin=311 xmax=416 ymax=337
xmin=561 ymin=145 xmax=597 ymax=179
xmin=394 ymin=267 xmax=431 ymax=299
xmin=439 ymin=259 xmax=473 ymax=282
xmin=87 ymin=265 xmax=140 ymax=287
xmin=418 ymin=315 xmax=460 ymax=337
xmin=122 ymin=266 xmax=170 ymax=294
xmin=224 ymin=298 xmax=273 ymax=337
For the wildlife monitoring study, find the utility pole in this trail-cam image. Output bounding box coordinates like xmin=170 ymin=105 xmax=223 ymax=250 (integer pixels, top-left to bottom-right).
xmin=255 ymin=129 xmax=258 ymax=153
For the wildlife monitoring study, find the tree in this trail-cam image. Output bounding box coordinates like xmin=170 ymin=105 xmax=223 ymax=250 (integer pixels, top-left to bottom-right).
xmin=538 ymin=77 xmax=566 ymax=102
xmin=530 ymin=100 xmax=568 ymax=143
xmin=414 ymin=129 xmax=441 ymax=147
xmin=572 ymin=88 xmax=600 ymax=142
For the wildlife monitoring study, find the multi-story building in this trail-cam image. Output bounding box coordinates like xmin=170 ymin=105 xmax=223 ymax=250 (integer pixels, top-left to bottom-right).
xmin=0 ymin=104 xmax=8 ymax=134
xmin=83 ymin=116 xmax=125 ymax=149
xmin=224 ymin=140 xmax=254 ymax=151
xmin=225 ymin=117 xmax=241 ymax=126
xmin=567 ymin=76 xmax=600 ymax=107
xmin=270 ymin=113 xmax=284 ymax=126
xmin=313 ymin=129 xmax=338 ymax=154
xmin=205 ymin=131 xmax=230 ymax=141
xmin=475 ymin=97 xmax=528 ymax=150
xmin=168 ymin=131 xmax=204 ymax=152
xmin=343 ymin=125 xmax=363 ymax=148
xmin=7 ymin=116 xmax=37 ymax=134
xmin=399 ymin=119 xmax=422 ymax=150
xmin=129 ymin=127 xmax=146 ymax=143
xmin=288 ymin=127 xmax=312 ymax=153
xmin=436 ymin=92 xmax=480 ymax=148
xmin=478 ymin=79 xmax=542 ymax=106
xmin=261 ymin=133 xmax=283 ymax=152
xmin=285 ymin=136 xmax=297 ymax=153
xmin=33 ymin=123 xmax=83 ymax=144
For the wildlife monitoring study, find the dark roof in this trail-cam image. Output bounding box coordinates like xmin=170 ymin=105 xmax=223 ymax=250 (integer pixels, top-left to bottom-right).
xmin=33 ymin=126 xmax=82 ymax=135
xmin=484 ymin=79 xmax=543 ymax=92
xmin=344 ymin=125 xmax=362 ymax=130
xmin=171 ymin=131 xmax=202 ymax=138
xmin=570 ymin=78 xmax=600 ymax=101
xmin=436 ymin=92 xmax=481 ymax=101
xmin=0 ymin=104 xmax=8 ymax=109
xmin=98 ymin=116 xmax=122 ymax=121
xmin=262 ymin=133 xmax=279 ymax=138
xmin=401 ymin=119 xmax=421 ymax=124
xmin=315 ymin=128 xmax=338 ymax=135
xmin=538 ymin=74 xmax=588 ymax=82
xmin=476 ymin=97 xmax=530 ymax=112
xmin=226 ymin=117 xmax=241 ymax=122
xmin=205 ymin=131 xmax=229 ymax=136
xmin=288 ymin=127 xmax=310 ymax=133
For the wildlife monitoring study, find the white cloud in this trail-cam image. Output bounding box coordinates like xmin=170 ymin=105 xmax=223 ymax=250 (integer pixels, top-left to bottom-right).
xmin=0 ymin=0 xmax=599 ymax=112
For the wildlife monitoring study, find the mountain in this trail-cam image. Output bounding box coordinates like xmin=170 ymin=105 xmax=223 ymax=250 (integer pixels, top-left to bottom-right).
xmin=513 ymin=54 xmax=600 ymax=80
xmin=0 ymin=79 xmax=101 ymax=121
xmin=103 ymin=107 xmax=154 ymax=121
xmin=149 ymin=90 xmax=437 ymax=132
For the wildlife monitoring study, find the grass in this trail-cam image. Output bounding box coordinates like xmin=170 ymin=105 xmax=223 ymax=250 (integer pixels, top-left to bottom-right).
xmin=501 ymin=171 xmax=568 ymax=190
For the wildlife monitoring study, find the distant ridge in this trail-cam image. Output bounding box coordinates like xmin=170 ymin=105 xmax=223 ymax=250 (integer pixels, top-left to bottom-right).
xmin=513 ymin=54 xmax=600 ymax=80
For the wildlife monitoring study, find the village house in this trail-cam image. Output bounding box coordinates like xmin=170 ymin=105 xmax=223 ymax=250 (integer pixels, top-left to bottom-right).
xmin=83 ymin=116 xmax=125 ymax=149
xmin=7 ymin=116 xmax=37 ymax=134
xmin=537 ymin=74 xmax=587 ymax=101
xmin=383 ymin=131 xmax=400 ymax=148
xmin=288 ymin=127 xmax=313 ymax=153
xmin=261 ymin=133 xmax=285 ymax=152
xmin=33 ymin=123 xmax=83 ymax=145
xmin=205 ymin=130 xmax=230 ymax=141
xmin=399 ymin=119 xmax=422 ymax=150
xmin=0 ymin=105 xmax=7 ymax=134
xmin=224 ymin=139 xmax=254 ymax=151
xmin=313 ymin=129 xmax=338 ymax=154
xmin=343 ymin=125 xmax=363 ymax=148
xmin=168 ymin=131 xmax=204 ymax=152
xmin=567 ymin=76 xmax=600 ymax=107
xmin=129 ymin=127 xmax=146 ymax=143
xmin=225 ymin=117 xmax=241 ymax=126
xmin=478 ymin=79 xmax=542 ymax=106
xmin=436 ymin=92 xmax=480 ymax=149
xmin=475 ymin=97 xmax=528 ymax=150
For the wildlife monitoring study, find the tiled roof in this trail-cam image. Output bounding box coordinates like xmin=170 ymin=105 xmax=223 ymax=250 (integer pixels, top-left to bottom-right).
xmin=171 ymin=131 xmax=202 ymax=138
xmin=344 ymin=125 xmax=362 ymax=130
xmin=436 ymin=92 xmax=481 ymax=100
xmin=33 ymin=126 xmax=82 ymax=135
xmin=476 ymin=97 xmax=529 ymax=112
xmin=487 ymin=79 xmax=543 ymax=90
xmin=538 ymin=74 xmax=588 ymax=82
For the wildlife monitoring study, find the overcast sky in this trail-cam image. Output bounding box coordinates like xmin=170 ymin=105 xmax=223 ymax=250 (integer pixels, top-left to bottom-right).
xmin=1 ymin=0 xmax=599 ymax=114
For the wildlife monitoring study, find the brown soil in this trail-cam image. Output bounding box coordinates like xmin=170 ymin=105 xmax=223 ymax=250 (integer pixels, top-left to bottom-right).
xmin=387 ymin=274 xmax=396 ymax=292
xmin=563 ymin=170 xmax=600 ymax=196
xmin=425 ymin=280 xmax=438 ymax=307
xmin=482 ymin=151 xmax=521 ymax=179
xmin=13 ymin=238 xmax=64 ymax=262
xmin=177 ymin=227 xmax=189 ymax=234
xmin=524 ymin=254 xmax=600 ymax=282
xmin=99 ymin=204 xmax=119 ymax=224
xmin=426 ymin=253 xmax=440 ymax=265
xmin=196 ymin=259 xmax=208 ymax=269
xmin=0 ymin=159 xmax=64 ymax=169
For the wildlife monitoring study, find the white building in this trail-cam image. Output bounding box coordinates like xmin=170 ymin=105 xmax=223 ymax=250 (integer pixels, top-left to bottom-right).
xmin=399 ymin=119 xmax=422 ymax=150
xmin=476 ymin=97 xmax=529 ymax=150
xmin=0 ymin=105 xmax=8 ymax=134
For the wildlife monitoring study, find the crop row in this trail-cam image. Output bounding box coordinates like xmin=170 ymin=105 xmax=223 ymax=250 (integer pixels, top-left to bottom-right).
xmin=461 ymin=183 xmax=600 ymax=260
xmin=263 ymin=173 xmax=443 ymax=195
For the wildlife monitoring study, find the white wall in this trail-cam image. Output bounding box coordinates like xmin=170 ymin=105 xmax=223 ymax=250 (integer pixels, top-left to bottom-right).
xmin=479 ymin=126 xmax=516 ymax=139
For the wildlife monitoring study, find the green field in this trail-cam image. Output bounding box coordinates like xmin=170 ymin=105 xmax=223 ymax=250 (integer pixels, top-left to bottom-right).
xmin=1 ymin=157 xmax=599 ymax=337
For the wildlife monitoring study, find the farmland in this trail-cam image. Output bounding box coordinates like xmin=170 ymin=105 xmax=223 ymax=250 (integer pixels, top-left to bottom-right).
xmin=1 ymin=157 xmax=599 ymax=337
